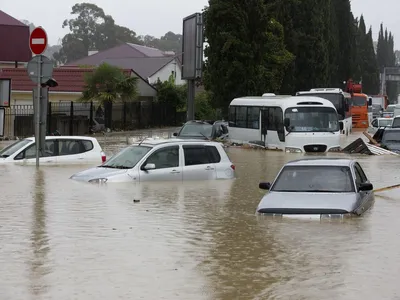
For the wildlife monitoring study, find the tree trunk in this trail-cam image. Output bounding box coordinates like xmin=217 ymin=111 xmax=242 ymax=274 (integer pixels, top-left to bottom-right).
xmin=104 ymin=101 xmax=113 ymax=130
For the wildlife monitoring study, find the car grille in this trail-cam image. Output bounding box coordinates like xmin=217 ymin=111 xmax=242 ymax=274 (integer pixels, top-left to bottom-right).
xmin=352 ymin=114 xmax=360 ymax=120
xmin=303 ymin=144 xmax=327 ymax=152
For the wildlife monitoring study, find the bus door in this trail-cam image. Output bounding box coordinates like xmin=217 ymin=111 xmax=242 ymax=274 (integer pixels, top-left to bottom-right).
xmin=260 ymin=109 xmax=268 ymax=147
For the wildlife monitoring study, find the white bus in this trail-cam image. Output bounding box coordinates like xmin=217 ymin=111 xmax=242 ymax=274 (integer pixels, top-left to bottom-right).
xmin=228 ymin=94 xmax=343 ymax=153
xmin=296 ymin=88 xmax=352 ymax=135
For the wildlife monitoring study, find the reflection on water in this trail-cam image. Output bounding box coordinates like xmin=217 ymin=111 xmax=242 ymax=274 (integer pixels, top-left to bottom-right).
xmin=0 ymin=132 xmax=400 ymax=299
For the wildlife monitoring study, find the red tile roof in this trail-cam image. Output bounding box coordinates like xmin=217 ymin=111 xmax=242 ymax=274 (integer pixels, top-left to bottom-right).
xmin=0 ymin=67 xmax=133 ymax=93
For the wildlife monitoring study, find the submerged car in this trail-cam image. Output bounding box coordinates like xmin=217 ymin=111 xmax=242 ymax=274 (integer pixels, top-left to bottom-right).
xmin=0 ymin=136 xmax=105 ymax=164
xmin=173 ymin=120 xmax=228 ymax=140
xmin=379 ymin=128 xmax=400 ymax=153
xmin=367 ymin=117 xmax=393 ymax=135
xmin=70 ymin=138 xmax=235 ymax=183
xmin=256 ymin=158 xmax=374 ymax=218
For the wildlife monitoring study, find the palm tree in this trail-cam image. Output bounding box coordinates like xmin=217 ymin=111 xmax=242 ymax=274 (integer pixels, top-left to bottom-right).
xmin=80 ymin=63 xmax=139 ymax=129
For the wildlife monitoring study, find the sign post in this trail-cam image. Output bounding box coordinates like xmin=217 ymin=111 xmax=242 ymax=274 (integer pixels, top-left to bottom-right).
xmin=28 ymin=27 xmax=50 ymax=167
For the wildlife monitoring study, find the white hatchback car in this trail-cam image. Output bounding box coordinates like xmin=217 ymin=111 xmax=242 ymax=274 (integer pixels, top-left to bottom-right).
xmin=0 ymin=136 xmax=105 ymax=164
xmin=70 ymin=138 xmax=236 ymax=183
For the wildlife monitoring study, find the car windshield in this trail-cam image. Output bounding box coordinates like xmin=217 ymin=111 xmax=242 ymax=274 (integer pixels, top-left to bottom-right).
xmin=382 ymin=130 xmax=400 ymax=143
xmin=351 ymin=96 xmax=367 ymax=106
xmin=379 ymin=119 xmax=393 ymax=127
xmin=0 ymin=139 xmax=31 ymax=158
xmin=285 ymin=106 xmax=339 ymax=132
xmin=386 ymin=106 xmax=395 ymax=112
xmin=179 ymin=124 xmax=213 ymax=137
xmin=391 ymin=118 xmax=400 ymax=128
xmin=101 ymin=145 xmax=152 ymax=168
xmin=271 ymin=165 xmax=354 ymax=193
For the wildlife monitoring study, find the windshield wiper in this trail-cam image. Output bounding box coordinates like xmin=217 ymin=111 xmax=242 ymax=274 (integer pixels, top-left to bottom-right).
xmin=98 ymin=165 xmax=130 ymax=169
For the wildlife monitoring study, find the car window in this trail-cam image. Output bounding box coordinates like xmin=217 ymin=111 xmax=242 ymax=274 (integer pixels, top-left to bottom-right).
xmin=14 ymin=140 xmax=56 ymax=160
xmin=58 ymin=140 xmax=82 ymax=156
xmin=0 ymin=139 xmax=31 ymax=157
xmin=102 ymin=145 xmax=151 ymax=168
xmin=145 ymin=146 xmax=179 ymax=169
xmin=271 ymin=166 xmax=354 ymax=192
xmin=371 ymin=119 xmax=377 ymax=127
xmin=179 ymin=124 xmax=213 ymax=137
xmin=354 ymin=163 xmax=367 ymax=182
xmin=353 ymin=167 xmax=363 ymax=186
xmin=392 ymin=118 xmax=400 ymax=128
xmin=183 ymin=145 xmax=220 ymax=165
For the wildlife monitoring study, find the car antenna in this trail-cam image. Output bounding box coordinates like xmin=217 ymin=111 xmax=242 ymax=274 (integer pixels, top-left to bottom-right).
xmin=138 ymin=137 xmax=148 ymax=146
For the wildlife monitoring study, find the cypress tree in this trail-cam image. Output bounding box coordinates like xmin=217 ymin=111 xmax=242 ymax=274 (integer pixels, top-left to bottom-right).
xmin=361 ymin=27 xmax=380 ymax=94
xmin=203 ymin=0 xmax=293 ymax=112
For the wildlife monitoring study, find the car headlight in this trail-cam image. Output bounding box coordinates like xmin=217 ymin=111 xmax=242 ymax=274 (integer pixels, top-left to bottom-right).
xmin=88 ymin=178 xmax=108 ymax=184
xmin=285 ymin=147 xmax=302 ymax=153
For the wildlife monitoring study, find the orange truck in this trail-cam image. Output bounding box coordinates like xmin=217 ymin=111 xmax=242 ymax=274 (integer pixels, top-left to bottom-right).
xmin=344 ymin=79 xmax=371 ymax=128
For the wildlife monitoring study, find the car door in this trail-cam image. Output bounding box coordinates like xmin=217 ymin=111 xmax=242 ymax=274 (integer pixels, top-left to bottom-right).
xmin=353 ymin=163 xmax=373 ymax=214
xmin=138 ymin=146 xmax=182 ymax=182
xmin=57 ymin=139 xmax=84 ymax=163
xmin=13 ymin=140 xmax=57 ymax=164
xmin=182 ymin=145 xmax=217 ymax=181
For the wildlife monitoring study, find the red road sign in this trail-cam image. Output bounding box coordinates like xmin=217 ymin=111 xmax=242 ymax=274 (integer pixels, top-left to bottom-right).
xmin=29 ymin=27 xmax=48 ymax=55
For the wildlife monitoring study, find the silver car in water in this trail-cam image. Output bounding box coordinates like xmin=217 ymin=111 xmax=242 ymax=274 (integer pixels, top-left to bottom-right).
xmin=256 ymin=158 xmax=374 ymax=218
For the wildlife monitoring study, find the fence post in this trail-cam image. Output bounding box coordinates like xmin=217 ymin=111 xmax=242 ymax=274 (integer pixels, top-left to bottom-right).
xmin=123 ymin=102 xmax=127 ymax=130
xmin=138 ymin=102 xmax=141 ymax=129
xmin=89 ymin=101 xmax=93 ymax=133
xmin=47 ymin=102 xmax=52 ymax=134
xmin=69 ymin=101 xmax=74 ymax=135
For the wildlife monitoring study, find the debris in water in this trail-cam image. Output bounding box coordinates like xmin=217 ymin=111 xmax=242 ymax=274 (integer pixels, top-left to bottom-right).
xmin=133 ymin=199 xmax=140 ymax=203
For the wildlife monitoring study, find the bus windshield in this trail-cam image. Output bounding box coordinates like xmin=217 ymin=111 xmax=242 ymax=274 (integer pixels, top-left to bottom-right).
xmin=285 ymin=106 xmax=339 ymax=132
xmin=301 ymin=93 xmax=344 ymax=119
xmin=351 ymin=96 xmax=367 ymax=106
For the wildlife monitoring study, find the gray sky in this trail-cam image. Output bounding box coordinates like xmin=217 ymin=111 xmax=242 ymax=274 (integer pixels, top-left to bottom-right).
xmin=2 ymin=0 xmax=399 ymax=48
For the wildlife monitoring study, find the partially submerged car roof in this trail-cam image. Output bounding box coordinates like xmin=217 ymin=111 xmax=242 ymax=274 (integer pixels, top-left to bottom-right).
xmin=285 ymin=158 xmax=355 ymax=167
xmin=131 ymin=138 xmax=221 ymax=147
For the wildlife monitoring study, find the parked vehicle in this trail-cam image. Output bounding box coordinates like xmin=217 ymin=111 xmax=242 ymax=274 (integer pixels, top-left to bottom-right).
xmin=296 ymin=88 xmax=352 ymax=135
xmin=70 ymin=138 xmax=235 ymax=183
xmin=367 ymin=117 xmax=393 ymax=135
xmin=370 ymin=95 xmax=389 ymax=110
xmin=383 ymin=104 xmax=396 ymax=118
xmin=0 ymin=136 xmax=105 ymax=164
xmin=173 ymin=120 xmax=228 ymax=140
xmin=228 ymin=94 xmax=343 ymax=153
xmin=256 ymin=158 xmax=374 ymax=218
xmin=343 ymin=79 xmax=371 ymax=128
xmin=393 ymin=104 xmax=400 ymax=118
xmin=392 ymin=116 xmax=400 ymax=128
xmin=379 ymin=128 xmax=400 ymax=153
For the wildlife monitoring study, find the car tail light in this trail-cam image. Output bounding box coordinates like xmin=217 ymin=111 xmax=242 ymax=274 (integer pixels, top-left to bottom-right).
xmin=230 ymin=164 xmax=235 ymax=170
xmin=101 ymin=151 xmax=106 ymax=163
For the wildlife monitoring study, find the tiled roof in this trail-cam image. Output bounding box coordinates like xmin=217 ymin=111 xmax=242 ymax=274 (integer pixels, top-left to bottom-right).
xmin=0 ymin=10 xmax=26 ymax=26
xmin=0 ymin=11 xmax=31 ymax=62
xmin=0 ymin=67 xmax=132 ymax=93
xmin=100 ymin=56 xmax=176 ymax=79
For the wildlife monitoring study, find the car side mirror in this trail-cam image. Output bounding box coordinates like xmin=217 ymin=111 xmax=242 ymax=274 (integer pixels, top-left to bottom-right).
xmin=283 ymin=118 xmax=290 ymax=127
xmin=339 ymin=122 xmax=344 ymax=130
xmin=141 ymin=163 xmax=155 ymax=171
xmin=173 ymin=132 xmax=178 ymax=136
xmin=259 ymin=182 xmax=271 ymax=190
xmin=359 ymin=182 xmax=373 ymax=191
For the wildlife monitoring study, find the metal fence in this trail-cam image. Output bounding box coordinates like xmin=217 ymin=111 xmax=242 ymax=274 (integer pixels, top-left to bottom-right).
xmin=2 ymin=101 xmax=186 ymax=138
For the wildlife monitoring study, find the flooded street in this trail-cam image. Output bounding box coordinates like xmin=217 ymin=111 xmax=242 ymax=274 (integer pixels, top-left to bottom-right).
xmin=1 ymin=132 xmax=400 ymax=299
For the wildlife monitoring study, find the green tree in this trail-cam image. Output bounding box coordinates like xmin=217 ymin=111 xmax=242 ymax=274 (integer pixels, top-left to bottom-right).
xmin=203 ymin=0 xmax=293 ymax=113
xmin=360 ymin=27 xmax=380 ymax=94
xmin=81 ymin=63 xmax=138 ymax=104
xmin=154 ymin=75 xmax=186 ymax=110
xmin=194 ymin=91 xmax=218 ymax=120
xmin=53 ymin=3 xmax=141 ymax=64
xmin=138 ymin=31 xmax=182 ymax=54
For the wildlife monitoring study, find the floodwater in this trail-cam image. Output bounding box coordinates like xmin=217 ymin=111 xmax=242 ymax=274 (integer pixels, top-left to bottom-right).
xmin=1 ymin=132 xmax=400 ymax=300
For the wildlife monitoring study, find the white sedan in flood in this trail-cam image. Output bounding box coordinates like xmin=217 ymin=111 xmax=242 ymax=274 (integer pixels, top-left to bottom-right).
xmin=0 ymin=136 xmax=106 ymax=164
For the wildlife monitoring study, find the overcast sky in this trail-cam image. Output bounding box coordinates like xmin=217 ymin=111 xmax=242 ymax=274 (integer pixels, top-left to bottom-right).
xmin=2 ymin=0 xmax=399 ymax=47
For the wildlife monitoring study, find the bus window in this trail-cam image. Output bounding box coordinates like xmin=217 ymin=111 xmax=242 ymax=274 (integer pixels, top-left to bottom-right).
xmin=247 ymin=107 xmax=260 ymax=129
xmin=235 ymin=107 xmax=247 ymax=128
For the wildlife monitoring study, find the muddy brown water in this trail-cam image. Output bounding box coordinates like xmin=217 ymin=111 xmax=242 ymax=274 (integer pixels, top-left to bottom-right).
xmin=0 ymin=131 xmax=400 ymax=299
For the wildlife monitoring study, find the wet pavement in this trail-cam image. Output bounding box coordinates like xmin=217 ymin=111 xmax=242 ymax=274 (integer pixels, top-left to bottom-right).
xmin=1 ymin=130 xmax=400 ymax=299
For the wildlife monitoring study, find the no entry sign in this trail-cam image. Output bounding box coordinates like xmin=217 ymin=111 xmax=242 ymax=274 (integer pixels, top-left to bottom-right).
xmin=29 ymin=27 xmax=48 ymax=55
